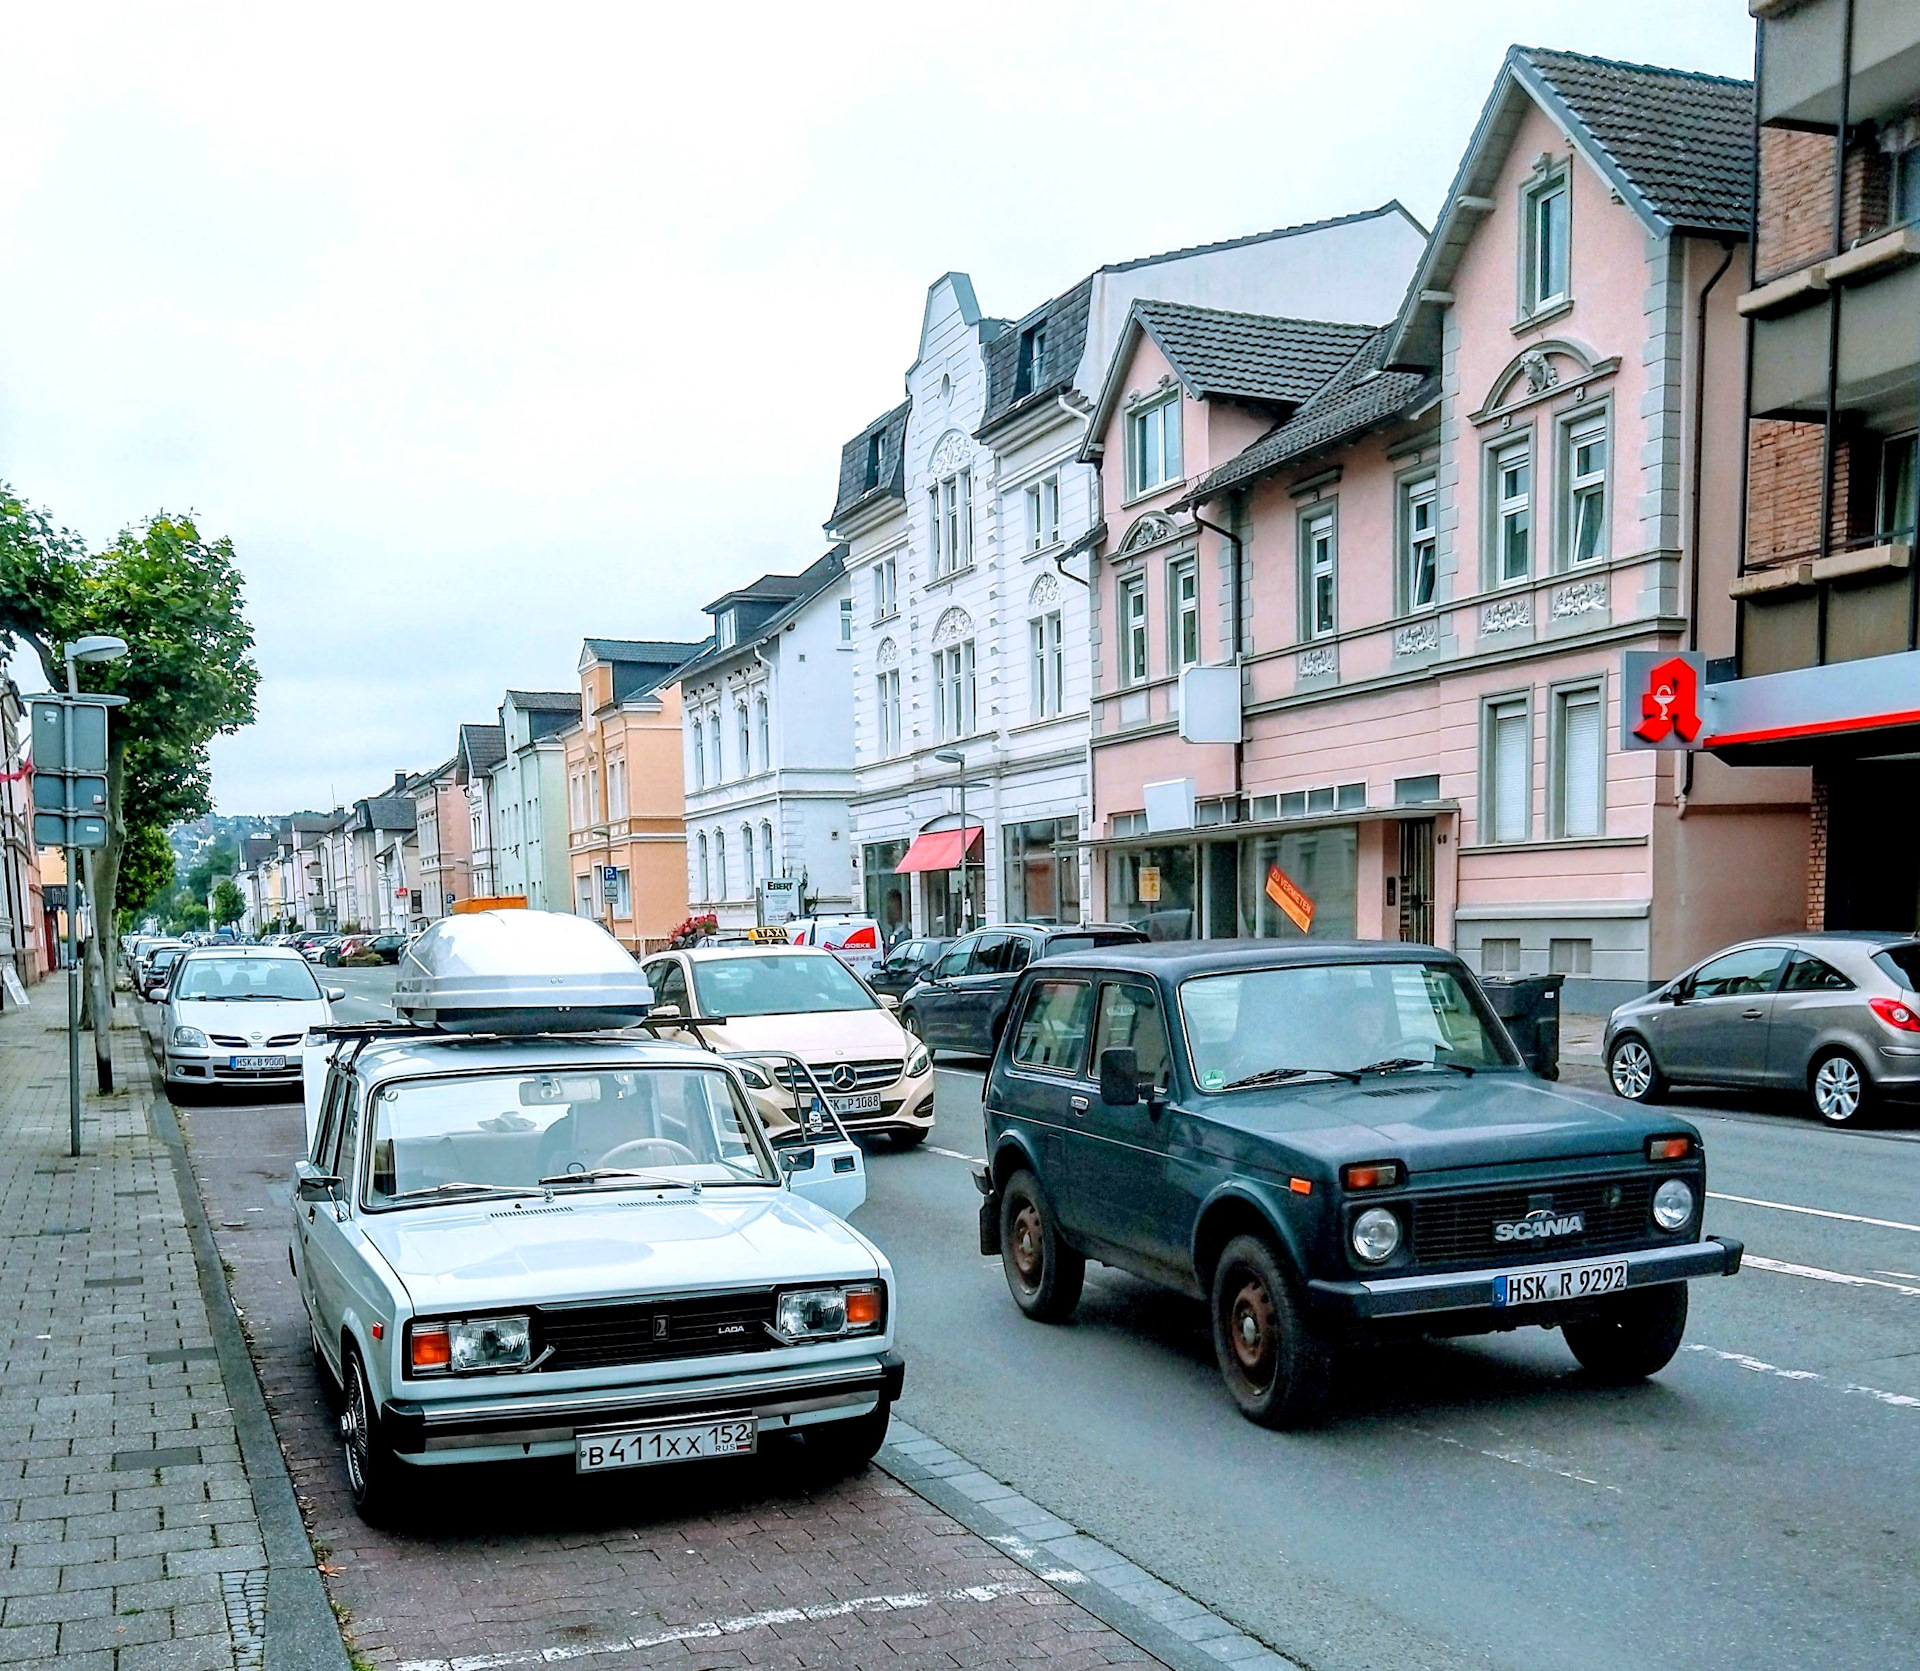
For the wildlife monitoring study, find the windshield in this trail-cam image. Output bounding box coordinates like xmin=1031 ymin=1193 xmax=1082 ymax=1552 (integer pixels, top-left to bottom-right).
xmin=176 ymin=957 xmax=322 ymax=1002
xmin=1180 ymin=962 xmax=1514 ymax=1089
xmin=363 ymin=1066 xmax=776 ymax=1205
xmin=690 ymin=953 xmax=876 ymax=1018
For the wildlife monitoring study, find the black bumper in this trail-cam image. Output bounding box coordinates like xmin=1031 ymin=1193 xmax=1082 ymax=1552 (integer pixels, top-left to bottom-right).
xmin=1307 ymin=1236 xmax=1744 ymax=1325
xmin=382 ymin=1351 xmax=905 ymax=1456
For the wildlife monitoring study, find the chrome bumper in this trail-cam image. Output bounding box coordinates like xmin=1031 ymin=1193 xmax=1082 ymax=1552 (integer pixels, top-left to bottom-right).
xmin=1307 ymin=1237 xmax=1744 ymax=1323
xmin=381 ymin=1351 xmax=905 ymax=1455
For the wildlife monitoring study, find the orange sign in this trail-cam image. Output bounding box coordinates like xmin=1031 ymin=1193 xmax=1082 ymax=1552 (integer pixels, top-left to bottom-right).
xmin=1265 ymin=864 xmax=1314 ymax=933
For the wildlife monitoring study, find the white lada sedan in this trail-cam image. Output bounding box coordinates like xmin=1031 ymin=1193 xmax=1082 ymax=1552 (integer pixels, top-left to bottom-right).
xmin=292 ymin=913 xmax=900 ymax=1523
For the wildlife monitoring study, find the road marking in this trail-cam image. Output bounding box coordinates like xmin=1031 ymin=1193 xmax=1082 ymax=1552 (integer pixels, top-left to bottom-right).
xmin=1415 ymin=1428 xmax=1619 ymax=1491
xmin=927 ymin=1145 xmax=985 ymax=1164
xmin=1708 ymin=1191 xmax=1920 ymax=1235
xmin=394 ymin=1580 xmax=1046 ymax=1671
xmin=1685 ymin=1343 xmax=1920 ymax=1410
xmin=1875 ymin=1270 xmax=1920 ymax=1282
xmin=1743 ymin=1254 xmax=1920 ymax=1296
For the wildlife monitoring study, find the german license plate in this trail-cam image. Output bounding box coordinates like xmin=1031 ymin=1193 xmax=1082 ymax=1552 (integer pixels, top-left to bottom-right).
xmin=575 ymin=1417 xmax=757 ymax=1473
xmin=230 ymin=1054 xmax=286 ymax=1072
xmin=1492 ymin=1259 xmax=1629 ymax=1307
xmin=831 ymin=1091 xmax=882 ymax=1115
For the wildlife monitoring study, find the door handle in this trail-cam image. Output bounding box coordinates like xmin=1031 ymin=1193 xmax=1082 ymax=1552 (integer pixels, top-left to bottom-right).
xmin=1069 ymin=1095 xmax=1089 ymax=1113
xmin=1741 ymin=1008 xmax=1764 ymax=1019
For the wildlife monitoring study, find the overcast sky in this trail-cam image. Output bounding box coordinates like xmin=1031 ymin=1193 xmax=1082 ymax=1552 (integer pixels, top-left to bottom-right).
xmin=0 ymin=2 xmax=1755 ymax=815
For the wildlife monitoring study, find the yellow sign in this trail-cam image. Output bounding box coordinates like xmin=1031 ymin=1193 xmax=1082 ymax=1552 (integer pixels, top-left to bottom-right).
xmin=1265 ymin=863 xmax=1314 ymax=934
xmin=747 ymin=925 xmax=790 ymax=943
xmin=1138 ymin=865 xmax=1162 ymax=903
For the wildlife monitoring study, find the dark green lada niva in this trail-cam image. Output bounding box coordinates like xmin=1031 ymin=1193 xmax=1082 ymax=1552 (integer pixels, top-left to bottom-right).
xmin=974 ymin=942 xmax=1743 ymax=1427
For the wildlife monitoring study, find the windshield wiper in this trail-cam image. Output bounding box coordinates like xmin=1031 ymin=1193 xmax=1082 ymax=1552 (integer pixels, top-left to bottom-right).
xmin=536 ymin=1168 xmax=704 ymax=1193
xmin=1353 ymin=1056 xmax=1476 ymax=1077
xmin=390 ymin=1182 xmax=552 ymax=1202
xmin=1219 ymin=1065 xmax=1362 ymax=1090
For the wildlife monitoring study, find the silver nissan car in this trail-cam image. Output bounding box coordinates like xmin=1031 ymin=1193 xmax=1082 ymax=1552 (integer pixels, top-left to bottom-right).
xmin=1604 ymin=933 xmax=1920 ymax=1125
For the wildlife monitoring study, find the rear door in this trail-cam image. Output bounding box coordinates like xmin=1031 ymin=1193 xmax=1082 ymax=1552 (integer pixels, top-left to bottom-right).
xmin=1653 ymin=945 xmax=1788 ymax=1084
xmin=997 ymin=976 xmax=1097 ymax=1237
xmin=1070 ymin=980 xmax=1179 ymax=1270
xmin=1767 ymin=950 xmax=1859 ymax=1087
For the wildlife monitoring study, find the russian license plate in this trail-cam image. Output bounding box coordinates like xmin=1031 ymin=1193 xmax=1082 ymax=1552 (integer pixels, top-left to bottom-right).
xmin=576 ymin=1417 xmax=757 ymax=1473
xmin=831 ymin=1091 xmax=882 ymax=1115
xmin=1492 ymin=1259 xmax=1629 ymax=1307
xmin=229 ymin=1054 xmax=286 ymax=1072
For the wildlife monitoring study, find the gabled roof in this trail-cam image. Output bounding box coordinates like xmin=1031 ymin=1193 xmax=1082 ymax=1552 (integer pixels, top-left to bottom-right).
xmin=503 ymin=689 xmax=579 ymax=713
xmin=456 ymin=722 xmax=506 ymax=782
xmin=829 ymin=401 xmax=911 ymax=525
xmin=674 ymin=548 xmax=848 ymax=685
xmin=1188 ymin=329 xmax=1437 ymax=502
xmin=1389 ymin=46 xmax=1752 ymax=369
xmin=352 ymin=795 xmax=417 ymax=834
xmin=580 ymin=638 xmax=706 ymax=666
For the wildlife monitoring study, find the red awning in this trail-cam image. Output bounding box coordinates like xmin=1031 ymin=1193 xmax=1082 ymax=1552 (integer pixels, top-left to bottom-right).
xmin=893 ymin=825 xmax=984 ymax=874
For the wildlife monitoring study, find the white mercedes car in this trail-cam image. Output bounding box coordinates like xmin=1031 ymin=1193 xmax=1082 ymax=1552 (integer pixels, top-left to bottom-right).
xmin=294 ymin=911 xmax=899 ymax=1522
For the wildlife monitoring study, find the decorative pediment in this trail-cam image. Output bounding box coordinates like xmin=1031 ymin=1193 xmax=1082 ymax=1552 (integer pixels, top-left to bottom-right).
xmin=1472 ymin=338 xmax=1621 ymax=426
xmin=931 ymin=606 xmax=974 ymax=649
xmin=928 ymin=430 xmax=972 ymax=480
xmin=1029 ymin=572 xmax=1062 ymax=611
xmin=1118 ymin=513 xmax=1180 ymax=555
xmin=874 ymin=635 xmax=899 ymax=670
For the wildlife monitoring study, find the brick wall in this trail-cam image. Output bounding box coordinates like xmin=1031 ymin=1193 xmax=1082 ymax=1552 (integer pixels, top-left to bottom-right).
xmin=1755 ymin=128 xmax=1891 ymax=284
xmin=1746 ymin=419 xmax=1861 ymax=564
xmin=1805 ymin=767 xmax=1829 ymax=929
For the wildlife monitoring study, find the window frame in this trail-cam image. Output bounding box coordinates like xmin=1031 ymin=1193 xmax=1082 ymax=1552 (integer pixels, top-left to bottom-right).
xmin=934 ymin=640 xmax=976 ymax=740
xmin=1168 ymin=555 xmax=1200 ymax=671
xmin=1487 ymin=431 xmax=1535 ymax=589
xmin=1128 ymin=393 xmax=1183 ymax=498
xmin=1398 ymin=471 xmax=1439 ymax=615
xmin=1091 ymin=980 xmax=1173 ymax=1092
xmin=1521 ymin=163 xmax=1572 ymax=317
xmin=872 ymin=554 xmax=898 ymax=621
xmin=1008 ymin=977 xmax=1096 ymax=1077
xmin=1881 ymin=429 xmax=1918 ymax=543
xmin=1558 ymin=405 xmax=1610 ymax=569
xmin=737 ymin=702 xmax=752 ymax=777
xmin=755 ymin=694 xmax=771 ymax=765
xmin=876 ymin=667 xmax=902 ymax=757
xmin=1298 ymin=502 xmax=1339 ymax=642
xmin=742 ymin=824 xmax=757 ymax=892
xmin=1029 ymin=610 xmax=1064 ymax=719
xmin=712 ymin=829 xmax=728 ymax=900
xmin=1481 ymin=690 xmax=1534 ymax=845
xmin=1025 ymin=474 xmax=1061 ymax=551
xmin=1548 ymin=677 xmax=1607 ymax=841
xmin=760 ymin=820 xmax=775 ymax=884
xmin=696 ymin=833 xmax=710 ymax=903
xmin=1118 ymin=572 xmax=1148 ymax=684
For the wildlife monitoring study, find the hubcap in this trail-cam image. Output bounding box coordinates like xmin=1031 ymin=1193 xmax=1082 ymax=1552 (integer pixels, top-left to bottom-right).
xmin=1815 ymin=1057 xmax=1861 ymax=1121
xmin=1010 ymin=1203 xmax=1044 ymax=1288
xmin=1611 ymin=1041 xmax=1653 ymax=1100
xmin=341 ymin=1368 xmax=369 ymax=1494
xmin=1226 ymin=1272 xmax=1276 ymax=1382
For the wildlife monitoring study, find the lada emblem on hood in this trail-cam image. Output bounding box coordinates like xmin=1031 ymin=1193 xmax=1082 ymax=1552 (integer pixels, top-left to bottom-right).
xmin=1493 ymin=1205 xmax=1586 ymax=1244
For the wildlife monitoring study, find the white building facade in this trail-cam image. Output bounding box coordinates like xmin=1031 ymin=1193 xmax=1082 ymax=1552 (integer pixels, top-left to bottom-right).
xmin=488 ymin=691 xmax=576 ymax=910
xmin=831 ymin=209 xmax=1430 ymax=940
xmin=677 ymin=550 xmax=857 ymax=928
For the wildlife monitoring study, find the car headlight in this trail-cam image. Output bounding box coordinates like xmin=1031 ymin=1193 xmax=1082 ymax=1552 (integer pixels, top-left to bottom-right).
xmin=773 ymin=1284 xmax=884 ymax=1341
xmin=169 ymin=1025 xmax=209 ymax=1051
xmin=906 ymin=1042 xmax=930 ymax=1078
xmin=1652 ymin=1178 xmax=1695 ymax=1232
xmin=1351 ymin=1206 xmax=1402 ymax=1264
xmin=736 ymin=1062 xmax=774 ymax=1090
xmin=407 ymin=1315 xmax=531 ymax=1376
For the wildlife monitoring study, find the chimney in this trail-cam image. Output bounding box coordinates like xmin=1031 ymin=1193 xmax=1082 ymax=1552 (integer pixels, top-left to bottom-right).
xmin=393 ymin=770 xmax=408 ymax=795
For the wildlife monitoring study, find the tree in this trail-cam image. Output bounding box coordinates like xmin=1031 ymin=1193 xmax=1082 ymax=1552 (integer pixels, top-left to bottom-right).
xmin=115 ymin=823 xmax=175 ymax=924
xmin=210 ymin=877 xmax=245 ymax=928
xmin=0 ymin=490 xmax=259 ymax=1082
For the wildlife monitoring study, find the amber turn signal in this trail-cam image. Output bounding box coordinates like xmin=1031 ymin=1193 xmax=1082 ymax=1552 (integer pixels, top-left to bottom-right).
xmin=409 ymin=1323 xmax=452 ymax=1372
xmin=844 ymin=1287 xmax=882 ymax=1328
xmin=1341 ymin=1162 xmax=1402 ymax=1190
xmin=1645 ymin=1136 xmax=1692 ymax=1161
xmin=1288 ymin=1176 xmax=1313 ymax=1195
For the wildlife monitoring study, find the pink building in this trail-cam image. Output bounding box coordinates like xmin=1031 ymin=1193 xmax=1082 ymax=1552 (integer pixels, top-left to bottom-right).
xmin=412 ymin=757 xmax=473 ymax=925
xmin=1083 ymin=48 xmax=1809 ymax=1010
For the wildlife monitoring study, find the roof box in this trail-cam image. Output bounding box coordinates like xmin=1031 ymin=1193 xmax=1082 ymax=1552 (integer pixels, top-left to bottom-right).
xmin=392 ymin=910 xmax=655 ymax=1033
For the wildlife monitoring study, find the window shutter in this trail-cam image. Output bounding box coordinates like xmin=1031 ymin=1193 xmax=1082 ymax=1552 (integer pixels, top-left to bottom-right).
xmin=1561 ymin=693 xmax=1602 ymax=837
xmin=1493 ymin=705 xmax=1529 ymax=842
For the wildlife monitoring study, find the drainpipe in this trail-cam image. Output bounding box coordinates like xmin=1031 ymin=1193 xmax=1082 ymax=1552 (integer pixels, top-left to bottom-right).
xmin=1054 ymin=393 xmax=1092 ymax=588
xmin=1189 ymin=498 xmax=1245 ymax=803
xmin=1680 ymin=238 xmax=1738 ymax=813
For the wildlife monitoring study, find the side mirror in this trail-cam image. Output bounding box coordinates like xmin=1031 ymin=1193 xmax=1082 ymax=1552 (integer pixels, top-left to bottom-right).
xmin=296 ymin=1172 xmax=340 ymax=1203
xmin=778 ymin=1146 xmax=816 ymax=1173
xmin=878 ymin=994 xmax=899 ymax=1011
xmin=1100 ymin=1047 xmax=1141 ymax=1107
xmin=1669 ymin=982 xmax=1690 ymax=1004
xmin=650 ymin=1003 xmax=683 ymax=1019
xmin=325 ymin=988 xmax=346 ymax=1003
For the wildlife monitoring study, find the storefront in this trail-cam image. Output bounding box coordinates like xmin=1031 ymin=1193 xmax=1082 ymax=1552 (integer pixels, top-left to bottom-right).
xmin=1002 ymin=817 xmax=1080 ymax=926
xmin=861 ymin=839 xmax=909 ymax=947
xmin=891 ymin=822 xmax=985 ymax=939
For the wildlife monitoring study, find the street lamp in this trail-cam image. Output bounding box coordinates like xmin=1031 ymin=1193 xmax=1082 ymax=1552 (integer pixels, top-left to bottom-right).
xmin=61 ymin=634 xmax=128 ymax=1155
xmin=934 ymin=749 xmax=972 ymax=933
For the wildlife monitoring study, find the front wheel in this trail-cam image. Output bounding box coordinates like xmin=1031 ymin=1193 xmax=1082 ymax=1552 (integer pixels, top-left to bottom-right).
xmin=999 ymin=1169 xmax=1084 ymax=1322
xmin=341 ymin=1347 xmax=403 ymax=1524
xmin=1810 ymin=1048 xmax=1871 ymax=1126
xmin=1562 ymin=1283 xmax=1688 ymax=1382
xmin=1209 ymin=1234 xmax=1332 ymax=1428
xmin=1607 ymin=1035 xmax=1667 ymax=1104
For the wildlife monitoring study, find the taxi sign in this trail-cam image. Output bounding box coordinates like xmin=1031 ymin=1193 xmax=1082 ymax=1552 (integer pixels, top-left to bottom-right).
xmin=747 ymin=925 xmax=790 ymax=944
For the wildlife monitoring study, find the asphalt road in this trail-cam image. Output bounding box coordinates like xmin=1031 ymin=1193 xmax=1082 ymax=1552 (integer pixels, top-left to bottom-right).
xmin=254 ymin=966 xmax=1920 ymax=1671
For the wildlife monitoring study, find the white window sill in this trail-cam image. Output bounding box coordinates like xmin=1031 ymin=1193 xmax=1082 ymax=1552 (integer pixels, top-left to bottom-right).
xmin=1512 ymin=296 xmax=1573 ymax=334
xmin=1120 ymin=481 xmax=1187 ymax=512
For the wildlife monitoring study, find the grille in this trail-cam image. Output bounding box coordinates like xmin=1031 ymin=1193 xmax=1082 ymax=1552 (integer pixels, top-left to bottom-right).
xmin=535 ymin=1289 xmax=776 ymax=1372
xmin=774 ymin=1059 xmax=903 ymax=1094
xmin=1409 ymin=1175 xmax=1658 ymax=1270
xmin=209 ymin=1032 xmax=304 ymax=1049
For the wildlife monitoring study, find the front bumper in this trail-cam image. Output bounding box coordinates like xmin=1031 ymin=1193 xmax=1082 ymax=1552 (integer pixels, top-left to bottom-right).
xmin=381 ymin=1350 xmax=906 ymax=1457
xmin=167 ymin=1054 xmax=302 ymax=1087
xmin=1307 ymin=1236 xmax=1744 ymax=1325
xmin=750 ymin=1074 xmax=934 ymax=1139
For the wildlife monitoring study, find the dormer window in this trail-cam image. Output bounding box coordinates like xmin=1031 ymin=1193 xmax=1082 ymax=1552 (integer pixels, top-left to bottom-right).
xmin=865 ymin=431 xmax=886 ymax=490
xmin=718 ymin=610 xmax=737 ymax=649
xmin=1523 ymin=164 xmax=1571 ymax=315
xmin=1015 ymin=323 xmax=1048 ymax=398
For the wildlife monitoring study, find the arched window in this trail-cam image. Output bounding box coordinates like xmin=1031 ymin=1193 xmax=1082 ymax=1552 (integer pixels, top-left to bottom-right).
xmin=692 ymin=724 xmax=705 ymax=790
xmin=697 ymin=833 xmax=710 ymax=901
xmin=760 ymin=820 xmax=774 ymax=883
xmin=756 ymin=695 xmax=770 ymax=766
xmin=742 ymin=824 xmax=756 ymax=891
xmin=737 ymin=703 xmax=752 ymax=776
xmin=713 ymin=829 xmax=728 ymax=899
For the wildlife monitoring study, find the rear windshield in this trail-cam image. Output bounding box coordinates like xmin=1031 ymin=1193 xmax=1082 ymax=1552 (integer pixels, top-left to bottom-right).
xmin=176 ymin=957 xmax=321 ymax=1002
xmin=1873 ymin=945 xmax=1920 ymax=991
xmin=691 ymin=952 xmax=877 ymax=1017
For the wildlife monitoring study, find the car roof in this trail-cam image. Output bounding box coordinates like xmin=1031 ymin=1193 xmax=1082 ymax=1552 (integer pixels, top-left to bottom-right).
xmin=347 ymin=1031 xmax=721 ymax=1082
xmin=1026 ymin=940 xmax=1465 ymax=979
xmin=671 ymin=944 xmax=841 ymax=962
xmin=177 ymin=945 xmax=308 ymax=961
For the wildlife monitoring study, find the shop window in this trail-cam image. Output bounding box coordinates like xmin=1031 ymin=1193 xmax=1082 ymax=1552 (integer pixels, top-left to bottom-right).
xmin=1548 ymin=937 xmax=1592 ymax=976
xmin=863 ymin=839 xmax=910 ymax=944
xmin=1238 ymin=826 xmax=1358 ymax=940
xmin=1481 ymin=937 xmax=1522 ymax=974
xmin=1107 ymin=845 xmax=1195 ymax=939
xmin=1004 ymin=819 xmax=1078 ymax=925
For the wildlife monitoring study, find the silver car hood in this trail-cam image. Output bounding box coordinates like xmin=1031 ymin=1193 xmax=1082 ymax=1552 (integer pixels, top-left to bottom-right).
xmin=358 ymin=1187 xmax=881 ymax=1314
xmin=175 ymin=997 xmax=328 ymax=1036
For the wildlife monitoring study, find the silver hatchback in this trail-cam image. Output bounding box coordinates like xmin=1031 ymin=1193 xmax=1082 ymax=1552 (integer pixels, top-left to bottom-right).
xmin=1605 ymin=933 xmax=1920 ymax=1125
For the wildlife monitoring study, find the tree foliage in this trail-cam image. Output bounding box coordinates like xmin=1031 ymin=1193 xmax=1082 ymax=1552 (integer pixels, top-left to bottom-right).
xmin=115 ymin=823 xmax=175 ymax=921
xmin=210 ymin=876 xmax=246 ymax=927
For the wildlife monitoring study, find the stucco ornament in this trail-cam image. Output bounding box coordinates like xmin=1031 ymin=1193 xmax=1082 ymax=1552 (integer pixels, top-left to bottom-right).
xmin=874 ymin=636 xmax=899 ymax=670
xmin=1551 ymin=580 xmax=1609 ymax=619
xmin=931 ymin=606 xmax=974 ymax=649
xmin=1521 ymin=352 xmax=1558 ymax=395
xmin=1394 ymin=621 xmax=1440 ymax=657
xmin=1481 ymin=597 xmax=1532 ymax=635
xmin=927 ymin=431 xmax=972 ymax=481
xmin=1297 ymin=646 xmax=1337 ymax=680
xmin=1029 ymin=572 xmax=1061 ymax=611
xmin=1119 ymin=513 xmax=1178 ymax=554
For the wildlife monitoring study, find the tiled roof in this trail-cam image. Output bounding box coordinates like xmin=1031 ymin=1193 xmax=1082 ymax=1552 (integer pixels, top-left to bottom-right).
xmin=978 ymin=277 xmax=1094 ymax=434
xmin=503 ymin=689 xmax=578 ymax=712
xmin=458 ymin=722 xmax=506 ymax=776
xmin=1104 ymin=202 xmax=1427 ymax=275
xmin=1132 ymin=302 xmax=1377 ymax=407
xmin=1518 ymin=47 xmax=1753 ymax=237
xmin=830 ymin=402 xmax=910 ymax=524
xmin=675 ymin=548 xmax=848 ymax=684
xmin=580 ymin=639 xmax=707 ymax=666
xmin=356 ymin=795 xmax=416 ymax=833
xmin=1191 ymin=329 xmax=1436 ymax=500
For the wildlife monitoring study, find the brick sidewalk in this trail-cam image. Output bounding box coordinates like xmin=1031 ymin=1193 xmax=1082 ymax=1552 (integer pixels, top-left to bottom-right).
xmin=0 ymin=985 xmax=311 ymax=1670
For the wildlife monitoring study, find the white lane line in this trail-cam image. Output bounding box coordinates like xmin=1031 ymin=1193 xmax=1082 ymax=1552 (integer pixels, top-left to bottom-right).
xmin=394 ymin=1580 xmax=1045 ymax=1671
xmin=1875 ymin=1270 xmax=1920 ymax=1282
xmin=1685 ymin=1344 xmax=1920 ymax=1410
xmin=1708 ymin=1191 xmax=1920 ymax=1235
xmin=1412 ymin=1428 xmax=1618 ymax=1491
xmin=927 ymin=1145 xmax=985 ymax=1164
xmin=1743 ymin=1254 xmax=1920 ymax=1296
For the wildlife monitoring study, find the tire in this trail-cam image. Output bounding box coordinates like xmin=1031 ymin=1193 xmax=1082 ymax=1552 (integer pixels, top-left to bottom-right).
xmin=1607 ymin=1035 xmax=1667 ymax=1104
xmin=1562 ymin=1283 xmax=1688 ymax=1382
xmin=1209 ymin=1234 xmax=1333 ymax=1429
xmin=893 ymin=1125 xmax=931 ymax=1148
xmin=1809 ymin=1048 xmax=1872 ymax=1126
xmin=340 ymin=1347 xmax=403 ymax=1524
xmin=998 ymin=1169 xmax=1084 ymax=1322
xmin=802 ymin=1401 xmax=891 ymax=1477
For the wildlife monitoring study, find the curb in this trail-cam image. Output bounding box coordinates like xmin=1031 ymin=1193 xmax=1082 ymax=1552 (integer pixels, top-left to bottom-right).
xmin=878 ymin=1419 xmax=1300 ymax=1671
xmin=146 ymin=1078 xmax=354 ymax=1671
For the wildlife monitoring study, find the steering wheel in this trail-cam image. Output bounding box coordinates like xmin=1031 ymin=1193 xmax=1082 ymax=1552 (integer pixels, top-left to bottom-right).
xmin=593 ymin=1137 xmax=700 ymax=1169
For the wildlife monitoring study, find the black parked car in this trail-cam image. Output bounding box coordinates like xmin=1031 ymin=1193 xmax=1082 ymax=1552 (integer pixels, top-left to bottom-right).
xmin=867 ymin=936 xmax=954 ymax=1002
xmin=901 ymin=923 xmax=1148 ymax=1058
xmin=973 ymin=942 xmax=1742 ymax=1427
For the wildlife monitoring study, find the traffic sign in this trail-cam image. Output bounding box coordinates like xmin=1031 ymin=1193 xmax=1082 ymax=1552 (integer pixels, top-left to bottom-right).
xmin=29 ymin=697 xmax=111 ymax=773
xmin=35 ymin=813 xmax=107 ymax=849
xmin=33 ymin=773 xmax=106 ymax=813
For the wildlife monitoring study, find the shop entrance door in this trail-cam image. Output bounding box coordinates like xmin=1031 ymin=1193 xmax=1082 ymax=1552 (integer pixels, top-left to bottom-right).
xmin=1398 ymin=819 xmax=1435 ymax=944
xmin=1823 ymin=763 xmax=1920 ymax=932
